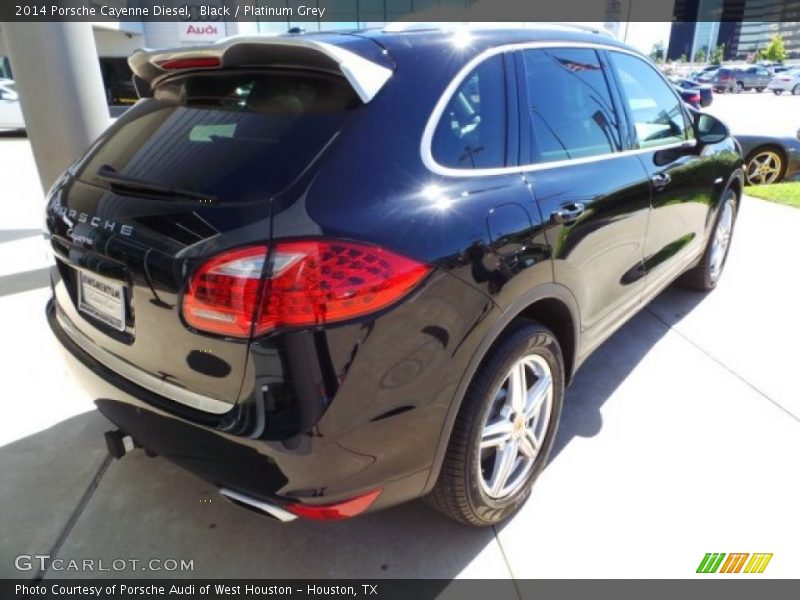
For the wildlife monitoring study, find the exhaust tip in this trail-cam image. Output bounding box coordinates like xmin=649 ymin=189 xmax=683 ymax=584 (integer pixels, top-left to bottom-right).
xmin=219 ymin=488 xmax=297 ymax=522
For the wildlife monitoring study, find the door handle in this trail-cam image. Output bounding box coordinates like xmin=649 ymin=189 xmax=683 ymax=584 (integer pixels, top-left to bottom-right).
xmin=651 ymin=172 xmax=671 ymax=190
xmin=550 ymin=202 xmax=585 ymax=225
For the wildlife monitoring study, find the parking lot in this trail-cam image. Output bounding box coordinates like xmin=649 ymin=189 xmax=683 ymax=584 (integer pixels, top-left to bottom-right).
xmin=1 ymin=91 xmax=799 ymax=581
xmin=703 ymin=88 xmax=800 ymax=135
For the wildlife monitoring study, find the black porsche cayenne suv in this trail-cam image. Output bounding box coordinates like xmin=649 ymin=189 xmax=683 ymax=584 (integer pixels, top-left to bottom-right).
xmin=45 ymin=25 xmax=743 ymax=526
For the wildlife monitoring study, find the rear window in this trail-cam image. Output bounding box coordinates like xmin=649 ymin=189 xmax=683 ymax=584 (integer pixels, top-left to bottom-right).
xmin=431 ymin=54 xmax=507 ymax=169
xmin=78 ymin=71 xmax=360 ymax=201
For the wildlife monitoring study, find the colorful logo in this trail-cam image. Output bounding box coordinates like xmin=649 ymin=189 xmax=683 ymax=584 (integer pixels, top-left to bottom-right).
xmin=697 ymin=553 xmax=773 ymax=574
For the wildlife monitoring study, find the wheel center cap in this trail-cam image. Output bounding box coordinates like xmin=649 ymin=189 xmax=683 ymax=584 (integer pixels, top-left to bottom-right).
xmin=513 ymin=416 xmax=525 ymax=438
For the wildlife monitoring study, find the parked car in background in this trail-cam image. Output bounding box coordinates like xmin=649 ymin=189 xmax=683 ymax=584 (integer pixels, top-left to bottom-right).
xmin=0 ymin=79 xmax=24 ymax=129
xmin=45 ymin=26 xmax=744 ymax=527
xmin=736 ymin=132 xmax=800 ymax=185
xmin=733 ymin=66 xmax=771 ymax=92
xmin=694 ymin=67 xmax=718 ymax=84
xmin=708 ymin=67 xmax=738 ymax=93
xmin=673 ymin=84 xmax=702 ymax=108
xmin=767 ymin=68 xmax=800 ymax=95
xmin=670 ymin=77 xmax=713 ymax=106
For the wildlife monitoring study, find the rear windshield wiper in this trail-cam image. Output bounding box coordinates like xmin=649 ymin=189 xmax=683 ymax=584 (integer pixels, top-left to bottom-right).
xmin=95 ymin=164 xmax=218 ymax=204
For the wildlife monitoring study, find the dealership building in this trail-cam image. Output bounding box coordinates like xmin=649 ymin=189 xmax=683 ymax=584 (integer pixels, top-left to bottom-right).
xmin=0 ymin=0 xmax=463 ymax=99
xmin=667 ymin=0 xmax=800 ymax=60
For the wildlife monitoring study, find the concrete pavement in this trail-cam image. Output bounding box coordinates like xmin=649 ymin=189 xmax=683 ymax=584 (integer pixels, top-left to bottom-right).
xmin=1 ymin=133 xmax=799 ymax=580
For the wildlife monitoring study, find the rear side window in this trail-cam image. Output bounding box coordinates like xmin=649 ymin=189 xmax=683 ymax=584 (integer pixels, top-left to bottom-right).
xmin=521 ymin=48 xmax=621 ymax=164
xmin=609 ymin=52 xmax=690 ymax=149
xmin=78 ymin=71 xmax=359 ymax=201
xmin=431 ymin=54 xmax=507 ymax=169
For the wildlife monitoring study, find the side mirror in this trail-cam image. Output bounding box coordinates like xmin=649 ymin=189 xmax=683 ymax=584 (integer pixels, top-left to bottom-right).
xmin=694 ymin=112 xmax=729 ymax=145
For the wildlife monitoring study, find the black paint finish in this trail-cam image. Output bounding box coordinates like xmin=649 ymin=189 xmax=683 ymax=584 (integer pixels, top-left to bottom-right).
xmin=45 ymin=26 xmax=743 ymax=514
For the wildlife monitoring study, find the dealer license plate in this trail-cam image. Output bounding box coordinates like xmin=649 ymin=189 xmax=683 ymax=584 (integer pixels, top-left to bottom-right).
xmin=77 ymin=271 xmax=126 ymax=332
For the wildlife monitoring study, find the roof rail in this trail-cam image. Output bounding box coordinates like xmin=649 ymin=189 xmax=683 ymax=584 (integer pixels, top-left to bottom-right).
xmin=383 ymin=21 xmax=616 ymax=38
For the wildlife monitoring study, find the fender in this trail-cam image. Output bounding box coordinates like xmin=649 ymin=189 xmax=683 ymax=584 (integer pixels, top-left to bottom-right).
xmin=690 ymin=165 xmax=745 ymax=270
xmin=422 ymin=282 xmax=581 ymax=495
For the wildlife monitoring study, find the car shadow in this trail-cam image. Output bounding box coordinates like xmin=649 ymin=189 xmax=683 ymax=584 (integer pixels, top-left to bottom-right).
xmin=0 ymin=286 xmax=710 ymax=580
xmin=0 ymin=416 xmax=502 ymax=580
xmin=549 ymin=287 xmax=707 ymax=461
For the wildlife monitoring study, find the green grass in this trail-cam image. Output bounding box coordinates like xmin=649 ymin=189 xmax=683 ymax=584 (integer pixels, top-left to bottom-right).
xmin=745 ymin=181 xmax=800 ymax=209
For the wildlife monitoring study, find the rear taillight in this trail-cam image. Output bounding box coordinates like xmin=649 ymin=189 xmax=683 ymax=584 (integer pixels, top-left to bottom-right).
xmin=183 ymin=246 xmax=267 ymax=337
xmin=182 ymin=241 xmax=431 ymax=338
xmin=689 ymin=94 xmax=701 ymax=104
xmin=156 ymin=56 xmax=221 ymax=70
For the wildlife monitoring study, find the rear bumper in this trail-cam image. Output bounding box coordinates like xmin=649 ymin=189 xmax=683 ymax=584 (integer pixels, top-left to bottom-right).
xmin=47 ymin=298 xmax=432 ymax=515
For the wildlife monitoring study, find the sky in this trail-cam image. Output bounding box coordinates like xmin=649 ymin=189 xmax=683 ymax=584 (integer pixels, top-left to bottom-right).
xmin=619 ymin=22 xmax=673 ymax=54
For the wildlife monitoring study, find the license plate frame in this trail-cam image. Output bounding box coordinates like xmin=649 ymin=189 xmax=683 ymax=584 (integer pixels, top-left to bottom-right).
xmin=77 ymin=270 xmax=126 ymax=332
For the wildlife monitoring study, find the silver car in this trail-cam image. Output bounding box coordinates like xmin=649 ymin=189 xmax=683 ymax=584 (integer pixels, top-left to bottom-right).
xmin=768 ymin=68 xmax=800 ymax=95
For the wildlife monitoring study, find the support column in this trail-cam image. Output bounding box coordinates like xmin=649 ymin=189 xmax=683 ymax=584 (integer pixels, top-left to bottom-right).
xmin=2 ymin=22 xmax=108 ymax=191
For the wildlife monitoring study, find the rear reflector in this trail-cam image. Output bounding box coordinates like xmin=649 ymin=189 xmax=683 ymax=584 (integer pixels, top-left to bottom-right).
xmin=284 ymin=489 xmax=382 ymax=521
xmin=182 ymin=241 xmax=431 ymax=338
xmin=156 ymin=56 xmax=221 ymax=70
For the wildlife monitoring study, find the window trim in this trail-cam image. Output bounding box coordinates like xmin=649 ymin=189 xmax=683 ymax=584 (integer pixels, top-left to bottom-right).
xmin=420 ymin=41 xmax=697 ymax=178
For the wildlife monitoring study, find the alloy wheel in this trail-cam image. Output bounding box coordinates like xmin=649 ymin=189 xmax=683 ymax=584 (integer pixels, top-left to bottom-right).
xmin=793 ymin=84 xmax=800 ymax=96
xmin=709 ymin=196 xmax=734 ymax=283
xmin=478 ymin=354 xmax=553 ymax=499
xmin=746 ymin=150 xmax=783 ymax=185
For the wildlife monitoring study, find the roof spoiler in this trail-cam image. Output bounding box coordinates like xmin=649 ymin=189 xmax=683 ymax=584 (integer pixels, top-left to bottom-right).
xmin=128 ymin=36 xmax=393 ymax=103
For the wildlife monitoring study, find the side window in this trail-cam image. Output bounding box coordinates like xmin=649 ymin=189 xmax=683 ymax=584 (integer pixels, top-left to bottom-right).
xmin=609 ymin=52 xmax=690 ymax=149
xmin=521 ymin=48 xmax=621 ymax=164
xmin=431 ymin=54 xmax=507 ymax=169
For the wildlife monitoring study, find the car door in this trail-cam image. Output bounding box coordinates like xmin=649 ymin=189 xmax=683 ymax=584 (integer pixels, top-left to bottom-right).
xmin=605 ymin=49 xmax=714 ymax=295
xmin=516 ymin=46 xmax=652 ymax=355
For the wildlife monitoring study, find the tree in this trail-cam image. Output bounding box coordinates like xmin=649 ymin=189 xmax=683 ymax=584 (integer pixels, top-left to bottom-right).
xmin=650 ymin=41 xmax=665 ymax=64
xmin=710 ymin=43 xmax=726 ymax=65
xmin=694 ymin=47 xmax=707 ymax=63
xmin=763 ymin=34 xmax=787 ymax=62
xmin=679 ymin=53 xmax=688 ymax=63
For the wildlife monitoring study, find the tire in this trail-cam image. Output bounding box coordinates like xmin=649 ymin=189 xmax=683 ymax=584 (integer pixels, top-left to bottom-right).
xmin=426 ymin=321 xmax=564 ymax=527
xmin=793 ymin=84 xmax=800 ymax=96
xmin=677 ymin=188 xmax=738 ymax=291
xmin=745 ymin=146 xmax=786 ymax=185
xmin=756 ymin=87 xmax=764 ymax=92
xmin=773 ymin=89 xmax=783 ymax=95
xmin=736 ymin=81 xmax=744 ymax=93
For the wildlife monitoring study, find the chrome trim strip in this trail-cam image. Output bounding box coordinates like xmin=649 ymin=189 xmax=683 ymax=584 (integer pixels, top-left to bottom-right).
xmin=220 ymin=488 xmax=298 ymax=522
xmin=57 ymin=311 xmax=234 ymax=415
xmin=420 ymin=41 xmax=695 ymax=178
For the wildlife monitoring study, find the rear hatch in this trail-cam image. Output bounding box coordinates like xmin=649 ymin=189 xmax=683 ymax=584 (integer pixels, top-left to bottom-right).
xmin=46 ymin=36 xmax=390 ymax=414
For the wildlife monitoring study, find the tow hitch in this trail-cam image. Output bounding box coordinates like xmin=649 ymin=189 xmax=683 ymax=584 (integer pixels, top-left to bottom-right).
xmin=104 ymin=429 xmax=136 ymax=459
